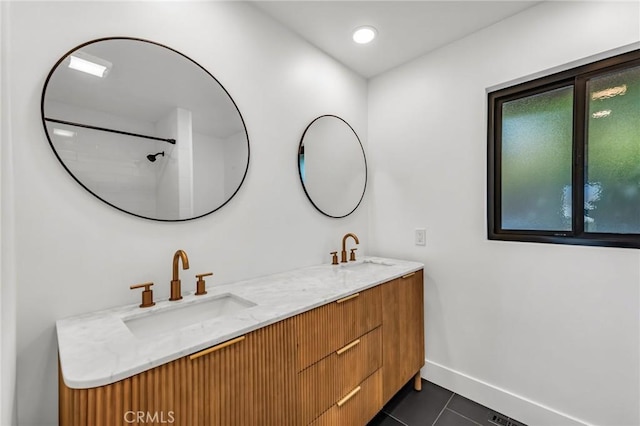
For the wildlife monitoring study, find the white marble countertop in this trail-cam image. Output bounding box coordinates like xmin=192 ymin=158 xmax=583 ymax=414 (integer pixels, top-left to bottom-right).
xmin=57 ymin=257 xmax=423 ymax=389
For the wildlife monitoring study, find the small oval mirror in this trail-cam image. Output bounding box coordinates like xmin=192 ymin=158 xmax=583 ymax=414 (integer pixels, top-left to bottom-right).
xmin=41 ymin=37 xmax=249 ymax=221
xmin=298 ymin=115 xmax=367 ymax=218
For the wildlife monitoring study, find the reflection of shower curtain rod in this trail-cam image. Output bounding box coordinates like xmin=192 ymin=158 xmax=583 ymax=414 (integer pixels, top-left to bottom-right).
xmin=44 ymin=117 xmax=176 ymax=145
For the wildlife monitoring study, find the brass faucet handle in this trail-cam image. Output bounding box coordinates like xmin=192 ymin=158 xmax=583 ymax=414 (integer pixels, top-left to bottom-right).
xmin=349 ymin=248 xmax=358 ymax=261
xmin=130 ymin=282 xmax=155 ymax=308
xmin=195 ymin=272 xmax=213 ymax=296
xmin=196 ymin=272 xmax=213 ymax=279
xmin=130 ymin=281 xmax=154 ymax=290
xmin=330 ymin=252 xmax=339 ymax=265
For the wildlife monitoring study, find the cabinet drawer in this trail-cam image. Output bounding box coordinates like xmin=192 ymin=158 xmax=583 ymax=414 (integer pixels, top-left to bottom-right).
xmin=298 ymin=327 xmax=382 ymax=424
xmin=339 ymin=286 xmax=382 ymax=348
xmin=309 ymin=369 xmax=382 ymax=426
xmin=335 ymin=326 xmax=382 ymax=398
xmin=295 ymin=285 xmax=381 ymax=371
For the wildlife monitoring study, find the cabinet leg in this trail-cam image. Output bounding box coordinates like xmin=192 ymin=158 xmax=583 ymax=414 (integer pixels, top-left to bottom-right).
xmin=413 ymin=372 xmax=422 ymax=391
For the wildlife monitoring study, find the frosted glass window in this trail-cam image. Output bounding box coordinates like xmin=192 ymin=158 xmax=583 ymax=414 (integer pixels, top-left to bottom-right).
xmin=488 ymin=49 xmax=639 ymax=249
xmin=501 ymin=87 xmax=574 ymax=231
xmin=585 ymin=66 xmax=640 ymax=234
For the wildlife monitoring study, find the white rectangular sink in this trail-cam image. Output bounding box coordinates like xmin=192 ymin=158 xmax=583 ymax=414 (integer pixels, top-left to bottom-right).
xmin=124 ymin=293 xmax=256 ymax=338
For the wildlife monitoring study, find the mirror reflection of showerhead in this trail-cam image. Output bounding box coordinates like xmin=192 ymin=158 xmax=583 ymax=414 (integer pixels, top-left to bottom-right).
xmin=146 ymin=151 xmax=165 ymax=162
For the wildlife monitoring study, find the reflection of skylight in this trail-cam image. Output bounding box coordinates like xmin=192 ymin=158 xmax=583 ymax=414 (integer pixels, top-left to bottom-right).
xmin=592 ymin=110 xmax=611 ymax=119
xmin=53 ymin=128 xmax=76 ymax=137
xmin=591 ymin=85 xmax=627 ymax=100
xmin=68 ymin=52 xmax=112 ymax=78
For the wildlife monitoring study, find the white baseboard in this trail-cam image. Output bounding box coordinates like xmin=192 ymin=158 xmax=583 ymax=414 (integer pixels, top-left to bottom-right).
xmin=421 ymin=359 xmax=592 ymax=426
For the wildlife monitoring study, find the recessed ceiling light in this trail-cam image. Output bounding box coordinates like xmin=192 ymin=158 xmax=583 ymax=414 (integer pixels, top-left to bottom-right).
xmin=353 ymin=26 xmax=377 ymax=44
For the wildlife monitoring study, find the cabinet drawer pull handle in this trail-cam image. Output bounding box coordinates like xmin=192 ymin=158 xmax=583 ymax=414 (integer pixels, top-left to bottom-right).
xmin=337 ymin=386 xmax=361 ymax=407
xmin=336 ymin=293 xmax=359 ymax=304
xmin=189 ymin=336 xmax=245 ymax=360
xmin=402 ymin=272 xmax=416 ymax=279
xmin=336 ymin=339 xmax=360 ymax=355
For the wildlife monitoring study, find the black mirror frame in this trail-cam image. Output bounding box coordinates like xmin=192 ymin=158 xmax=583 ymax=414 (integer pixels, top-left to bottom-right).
xmin=41 ymin=36 xmax=250 ymax=222
xmin=297 ymin=114 xmax=367 ymax=219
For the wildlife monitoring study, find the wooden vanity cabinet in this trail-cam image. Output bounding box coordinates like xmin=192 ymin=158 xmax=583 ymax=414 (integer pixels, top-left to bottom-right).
xmin=60 ymin=269 xmax=424 ymax=426
xmin=381 ymin=270 xmax=425 ymax=404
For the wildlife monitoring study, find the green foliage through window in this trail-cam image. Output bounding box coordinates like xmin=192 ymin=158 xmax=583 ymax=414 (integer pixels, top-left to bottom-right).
xmin=488 ymin=50 xmax=639 ymax=249
xmin=501 ymin=86 xmax=574 ymax=231
xmin=585 ymin=66 xmax=640 ymax=234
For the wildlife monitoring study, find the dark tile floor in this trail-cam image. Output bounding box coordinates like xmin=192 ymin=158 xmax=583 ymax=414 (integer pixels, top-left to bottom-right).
xmin=368 ymin=379 xmax=527 ymax=426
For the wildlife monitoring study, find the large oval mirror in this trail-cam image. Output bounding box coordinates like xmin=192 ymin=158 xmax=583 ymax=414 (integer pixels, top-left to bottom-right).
xmin=41 ymin=37 xmax=249 ymax=221
xmin=298 ymin=115 xmax=367 ymax=218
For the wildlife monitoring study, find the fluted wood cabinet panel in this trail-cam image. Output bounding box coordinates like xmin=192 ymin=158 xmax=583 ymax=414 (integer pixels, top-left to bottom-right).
xmin=191 ymin=334 xmax=251 ymax=425
xmin=298 ymin=326 xmax=382 ymax=424
xmin=295 ymin=285 xmax=381 ymax=372
xmin=339 ymin=285 xmax=381 ymax=346
xmin=309 ymin=369 xmax=382 ymax=426
xmin=382 ymin=270 xmax=425 ymax=404
xmin=337 ymin=326 xmax=382 ymax=398
xmin=295 ymin=301 xmax=339 ymax=372
xmin=299 ymin=348 xmax=337 ymax=425
xmin=249 ymin=317 xmax=298 ymax=425
xmin=59 ymin=318 xmax=296 ymax=426
xmin=61 ymin=364 xmax=149 ymax=426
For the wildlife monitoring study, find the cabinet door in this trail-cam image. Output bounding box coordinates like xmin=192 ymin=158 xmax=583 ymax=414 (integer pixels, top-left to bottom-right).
xmin=190 ymin=317 xmax=298 ymax=426
xmin=60 ymin=318 xmax=297 ymax=426
xmin=250 ymin=317 xmax=298 ymax=425
xmin=190 ymin=335 xmax=252 ymax=426
xmin=382 ymin=269 xmax=425 ymax=403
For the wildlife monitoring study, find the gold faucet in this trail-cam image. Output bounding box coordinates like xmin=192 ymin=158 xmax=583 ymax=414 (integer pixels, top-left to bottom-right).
xmin=170 ymin=249 xmax=190 ymax=301
xmin=341 ymin=233 xmax=359 ymax=263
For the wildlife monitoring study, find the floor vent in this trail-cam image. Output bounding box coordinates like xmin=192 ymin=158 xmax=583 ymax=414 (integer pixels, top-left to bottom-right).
xmin=489 ymin=411 xmax=528 ymax=426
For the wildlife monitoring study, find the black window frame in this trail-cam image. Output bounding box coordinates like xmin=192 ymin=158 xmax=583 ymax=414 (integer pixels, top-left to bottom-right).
xmin=488 ymin=49 xmax=640 ymax=249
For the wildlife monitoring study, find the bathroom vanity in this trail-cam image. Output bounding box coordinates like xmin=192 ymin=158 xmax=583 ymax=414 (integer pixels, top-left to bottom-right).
xmin=57 ymin=257 xmax=424 ymax=426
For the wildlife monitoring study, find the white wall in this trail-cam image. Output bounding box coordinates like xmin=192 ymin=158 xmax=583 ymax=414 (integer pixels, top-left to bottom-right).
xmin=368 ymin=2 xmax=640 ymax=426
xmin=5 ymin=2 xmax=368 ymax=424
xmin=1 ymin=3 xmax=4 ymax=421
xmin=1 ymin=2 xmax=18 ymax=425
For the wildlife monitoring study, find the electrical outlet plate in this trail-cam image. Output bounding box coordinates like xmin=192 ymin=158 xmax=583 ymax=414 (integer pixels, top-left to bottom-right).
xmin=415 ymin=228 xmax=426 ymax=246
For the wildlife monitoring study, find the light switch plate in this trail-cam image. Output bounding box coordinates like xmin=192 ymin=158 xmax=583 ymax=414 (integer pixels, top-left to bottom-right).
xmin=415 ymin=228 xmax=426 ymax=246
